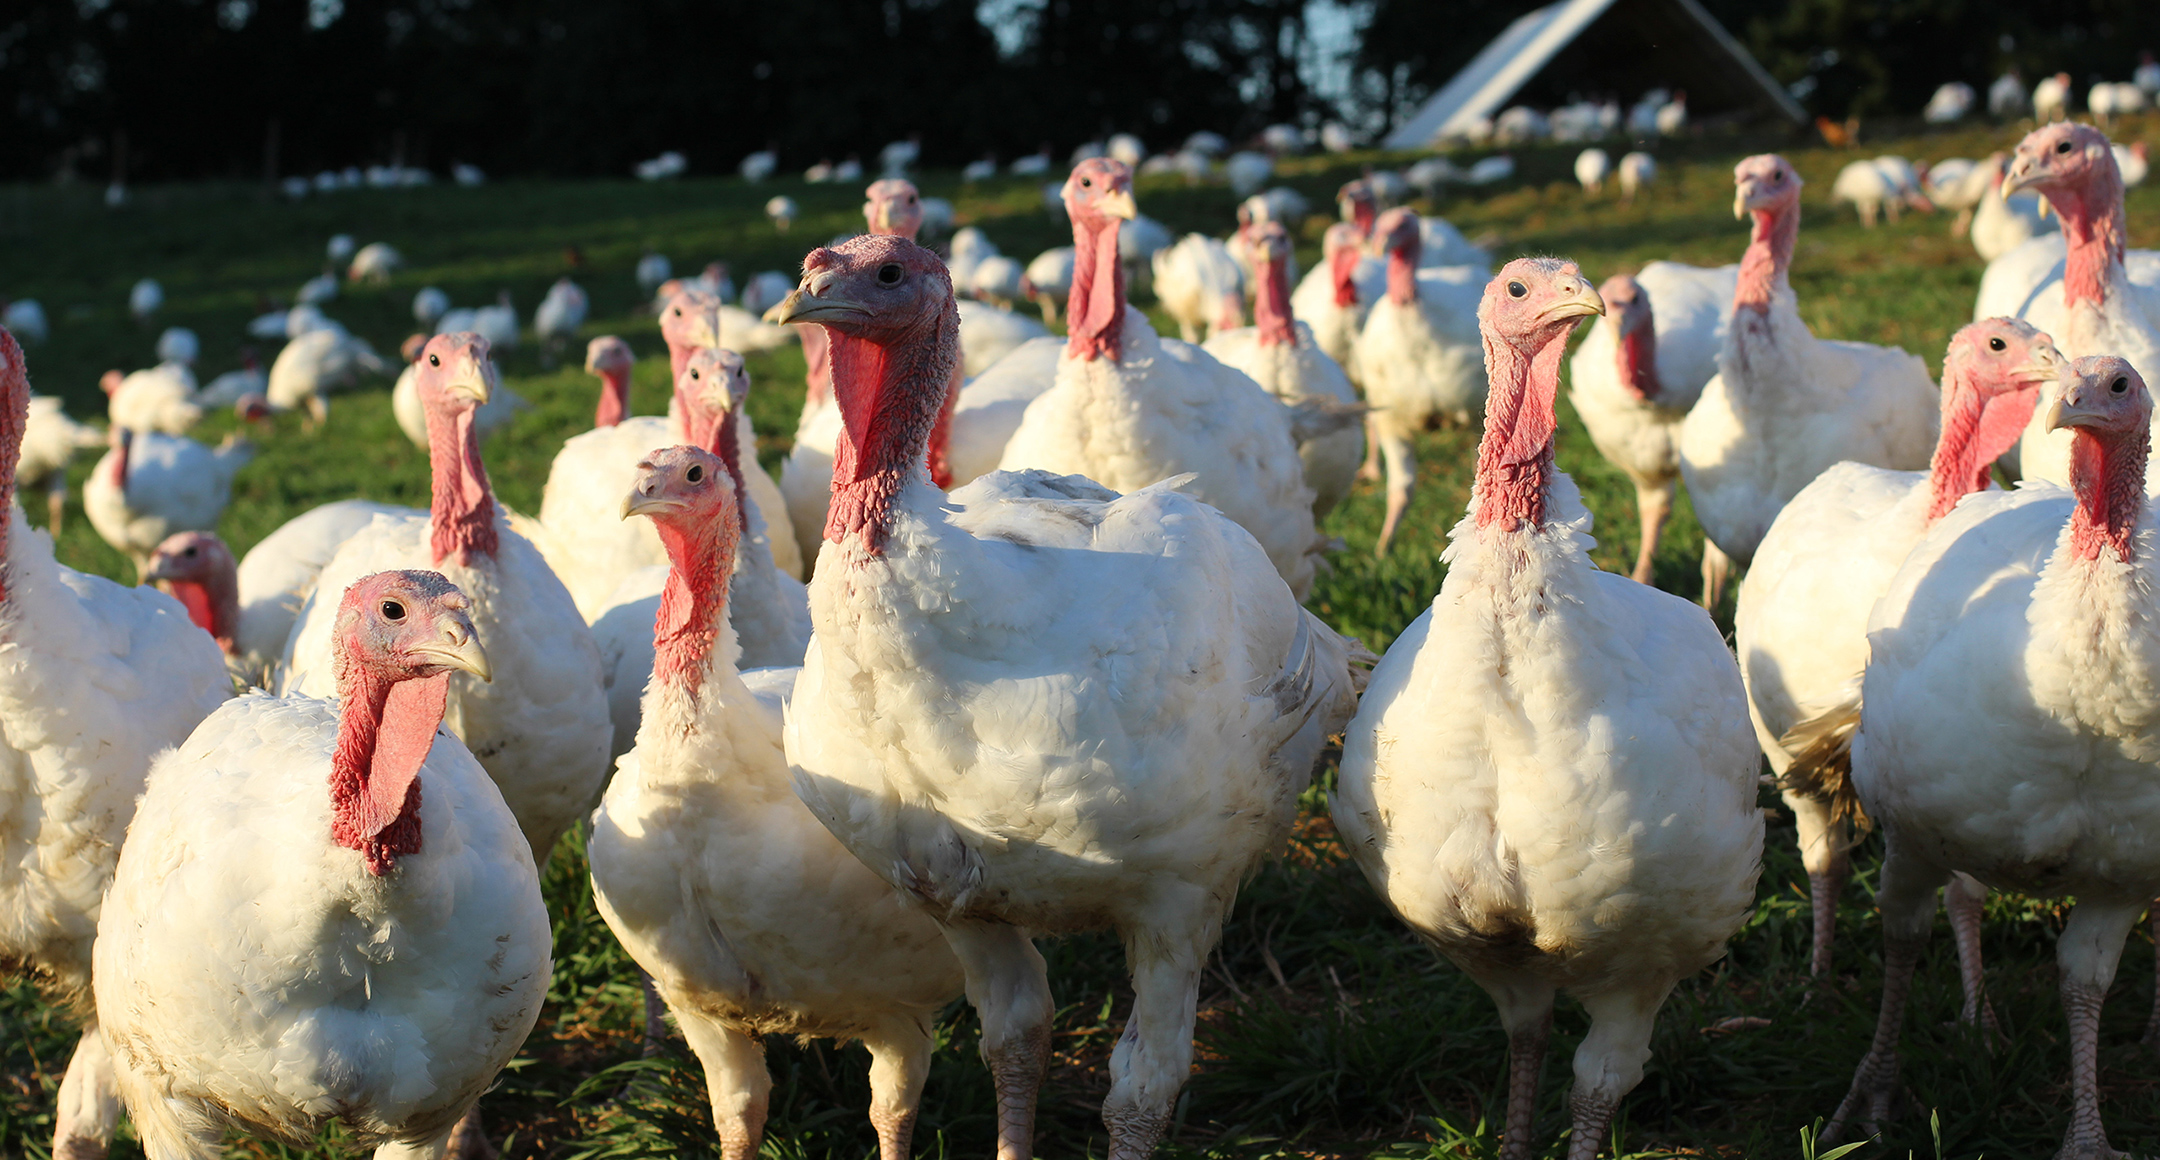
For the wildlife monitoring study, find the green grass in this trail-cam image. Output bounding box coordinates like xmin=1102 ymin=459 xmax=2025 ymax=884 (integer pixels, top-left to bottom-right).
xmin=6 ymin=113 xmax=2160 ymax=1159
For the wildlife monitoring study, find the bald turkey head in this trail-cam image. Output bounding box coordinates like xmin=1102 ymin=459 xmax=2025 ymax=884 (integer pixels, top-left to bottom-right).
xmin=145 ymin=530 xmax=239 ymax=652
xmin=658 ymin=287 xmax=722 ymax=380
xmin=586 ymin=335 xmax=635 ymax=428
xmin=1733 ymin=154 xmax=1802 ymax=219
xmin=1597 ymin=274 xmax=1659 ymax=402
xmin=864 ymin=178 xmax=924 ymax=239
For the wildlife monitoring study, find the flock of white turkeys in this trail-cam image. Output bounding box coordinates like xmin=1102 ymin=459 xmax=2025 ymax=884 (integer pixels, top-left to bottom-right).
xmin=6 ymin=98 xmax=2160 ymax=1160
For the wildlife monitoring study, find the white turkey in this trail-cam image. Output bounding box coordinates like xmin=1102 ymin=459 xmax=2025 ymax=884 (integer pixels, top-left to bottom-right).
xmin=234 ymin=498 xmax=404 ymax=687
xmin=0 ymin=328 xmax=232 ymax=1160
xmin=1567 ymin=263 xmax=1737 ymax=582
xmin=1359 ymin=207 xmax=1490 ymax=554
xmin=18 ymin=395 xmax=103 ymax=532
xmin=1967 ymin=154 xmax=2057 ymax=260
xmin=194 ymin=350 xmax=265 ymax=408
xmin=591 ymin=446 xmax=963 ymax=1160
xmin=104 ymin=363 xmax=201 ymax=435
xmin=1575 ymin=147 xmax=1610 ymax=194
xmin=1677 ymin=154 xmax=1939 ymax=607
xmin=267 ymin=325 xmax=384 ymax=426
xmin=1151 ymin=233 xmax=1245 ymax=342
xmin=1290 ymin=222 xmax=1382 ymax=392
xmin=347 ymin=241 xmax=402 ymax=283
xmin=83 ymin=427 xmax=252 ymax=580
xmin=2034 ymin=72 xmax=2073 ymax=120
xmin=280 ymin=332 xmax=613 ymax=871
xmin=1981 ymin=123 xmax=2160 ymax=488
xmin=1924 ymin=81 xmax=1975 ymax=122
xmin=1989 ymin=70 xmax=2029 ymax=117
xmin=997 ymin=159 xmax=1334 ymax=599
xmin=1024 ymin=247 xmax=1075 ymax=323
xmin=766 ymin=195 xmax=798 ymax=231
xmin=773 ymin=231 xmax=1362 ymax=1160
xmin=1203 ymin=221 xmax=1362 ymax=517
xmin=143 ymin=530 xmax=252 ymax=679
xmin=392 ymin=335 xmax=528 ymax=449
xmin=1332 ymin=259 xmax=1761 ymax=1160
xmin=534 ymin=276 xmax=589 ymax=347
xmin=1734 ymin=318 xmax=2060 ymax=994
xmin=4 ymin=299 xmax=49 ymax=343
xmin=1826 ymin=355 xmax=2160 ymax=1160
xmin=128 ymin=279 xmax=162 ymax=324
xmin=1832 ymin=157 xmax=1930 ymax=227
xmin=96 ymin=569 xmax=546 ymax=1160
xmin=413 ymin=286 xmax=450 ymax=329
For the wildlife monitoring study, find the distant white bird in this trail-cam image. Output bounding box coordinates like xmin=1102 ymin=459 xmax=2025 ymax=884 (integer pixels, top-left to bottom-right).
xmin=1320 ymin=121 xmax=1356 ymax=153
xmin=155 ymin=326 xmax=198 ymax=366
xmin=267 ymin=326 xmax=385 ymax=425
xmin=1833 ymin=157 xmax=1932 ymax=227
xmin=2139 ymin=51 xmax=2160 ymax=94
xmin=1493 ymin=105 xmax=1550 ymax=143
xmin=969 ymin=254 xmax=1028 ymax=309
xmin=1619 ymin=150 xmax=1657 ymax=200
xmin=1969 ymin=154 xmax=2057 ymax=261
xmin=1024 ymin=247 xmax=1075 ymax=323
xmin=195 ymin=350 xmax=266 ymax=408
xmin=1152 ymin=233 xmax=1246 ymax=342
xmin=766 ymin=195 xmax=798 ymax=231
xmin=1628 ymin=88 xmax=1669 ymax=136
xmin=1245 ymin=185 xmax=1309 ymax=226
xmin=283 ymin=303 xmax=342 ymax=339
xmin=347 ymin=241 xmax=401 ymax=283
xmin=945 ymin=226 xmax=1000 ymax=294
xmin=919 ymin=196 xmax=954 ymax=236
xmin=739 ymin=149 xmax=777 ymax=182
xmin=1009 ymin=148 xmax=1051 ymax=175
xmin=1260 ymin=123 xmax=1303 ymax=153
xmin=453 ymin=162 xmax=486 ymax=185
xmin=2118 ymin=141 xmax=2152 ymax=189
xmin=961 ymin=156 xmax=998 ymax=182
xmin=833 ymin=156 xmax=863 ymax=182
xmin=1576 ymin=147 xmax=1611 ymax=193
xmin=2033 ymin=71 xmax=2072 ymax=121
xmin=1988 ymin=70 xmax=2028 ymax=117
xmin=19 ymin=394 xmax=104 ymax=530
xmin=471 ymin=294 xmax=519 ymax=349
xmin=534 ymin=278 xmax=588 ymax=344
xmin=128 ymin=278 xmax=162 ymax=324
xmin=84 ymin=427 xmax=254 ymax=578
xmin=1924 ymin=81 xmax=1975 ymax=123
xmin=1 ymin=300 xmax=46 ymax=343
xmin=105 ymin=364 xmax=201 ymax=435
xmin=1405 ymin=156 xmax=1461 ymax=195
xmin=636 ymin=254 xmax=672 ymax=297
xmin=879 ymin=137 xmax=919 ymax=176
xmin=635 ymin=151 xmax=688 ymax=181
xmin=1550 ymin=99 xmax=1612 ymax=142
xmin=1119 ymin=214 xmax=1176 ymax=287
xmin=296 ymin=272 xmax=338 ymax=305
xmin=2089 ymin=81 xmax=2148 ymax=127
xmin=413 ymin=285 xmax=450 ymax=329
xmin=280 ymin=175 xmax=310 ymax=199
xmin=325 ymin=233 xmax=356 ymax=263
xmin=738 ymin=270 xmax=796 ymax=317
xmin=1226 ymin=150 xmax=1274 ymax=196
xmin=1108 ymin=132 xmax=1146 ymax=166
xmin=1465 ymin=154 xmax=1516 ymax=185
xmin=1184 ymin=129 xmax=1228 ymax=156
xmin=1657 ymin=90 xmax=1688 ymax=135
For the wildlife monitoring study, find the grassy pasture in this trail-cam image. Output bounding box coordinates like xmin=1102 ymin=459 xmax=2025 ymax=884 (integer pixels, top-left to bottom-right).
xmin=4 ymin=112 xmax=2160 ymax=1159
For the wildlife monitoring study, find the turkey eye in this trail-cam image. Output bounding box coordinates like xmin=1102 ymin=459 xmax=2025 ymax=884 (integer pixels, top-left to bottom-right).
xmin=2058 ymin=140 xmax=2074 ymax=154
xmin=686 ymin=464 xmax=704 ymax=483
xmin=380 ymin=600 xmax=405 ymax=621
xmin=672 ymin=307 xmax=682 ymax=316
xmin=877 ymin=263 xmax=904 ymax=285
xmin=2113 ymin=377 xmax=2130 ymax=394
xmin=1080 ymin=177 xmax=1092 ymax=187
xmin=690 ymin=368 xmax=700 ymax=379
xmin=428 ymin=353 xmax=440 ymax=367
xmin=1507 ymin=281 xmax=1527 ymax=298
xmin=1989 ymin=337 xmax=2006 ymax=351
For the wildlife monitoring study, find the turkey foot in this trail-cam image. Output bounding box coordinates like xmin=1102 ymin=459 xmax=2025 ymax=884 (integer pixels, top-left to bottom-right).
xmin=1944 ymin=872 xmax=2003 ymax=1045
xmin=443 ymin=1105 xmax=497 ymax=1160
xmin=1825 ymin=930 xmax=1923 ymax=1143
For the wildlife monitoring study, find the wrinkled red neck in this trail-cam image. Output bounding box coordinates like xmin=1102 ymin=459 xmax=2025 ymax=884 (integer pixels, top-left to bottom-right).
xmin=710 ymin=408 xmax=752 ymax=530
xmin=170 ymin=575 xmax=240 ymax=654
xmin=651 ymin=513 xmax=736 ymax=700
xmin=824 ymin=299 xmax=959 ymax=553
xmin=594 ymin=368 xmax=631 ymax=428
xmin=1475 ymin=328 xmax=1569 ymax=534
xmin=1330 ymin=245 xmax=1360 ymax=308
xmin=2048 ymin=171 xmax=2127 ymax=310
xmin=1350 ymin=199 xmax=1376 ymax=238
xmin=108 ymin=431 xmax=131 ymax=490
xmin=1615 ymin=320 xmax=1659 ymax=401
xmin=666 ymin=337 xmax=697 ymax=383
xmin=1926 ymin=372 xmax=2038 ymax=523
xmin=425 ymin=406 xmax=497 ymax=567
xmin=1067 ymin=214 xmax=1125 ymax=362
xmin=802 ymin=325 xmax=833 ymax=408
xmin=2068 ymin=423 xmax=2149 ymax=563
xmin=1255 ymin=256 xmax=1294 ymax=346
xmin=1385 ymin=243 xmax=1419 ymax=306
xmin=928 ymin=361 xmax=959 ymax=489
xmin=1733 ymin=204 xmax=1798 ymax=315
xmin=328 ymin=665 xmax=446 ymax=875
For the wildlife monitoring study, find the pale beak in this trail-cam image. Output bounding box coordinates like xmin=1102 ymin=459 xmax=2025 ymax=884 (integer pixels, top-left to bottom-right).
xmin=143 ymin=555 xmax=183 ymax=583
xmin=2012 ymin=352 xmax=2064 ymax=384
xmin=2001 ymin=155 xmax=2041 ymax=198
xmin=769 ymin=287 xmax=871 ymax=326
xmin=448 ymin=356 xmax=494 ymax=405
xmin=621 ymin=482 xmax=685 ymax=520
xmin=1098 ymin=187 xmax=1138 ymax=221
xmin=1541 ymin=281 xmax=1606 ymax=323
xmin=409 ymin=624 xmax=492 ymax=682
xmin=1732 ymin=181 xmax=1757 ymax=220
xmin=2041 ymin=381 xmax=2106 ymax=432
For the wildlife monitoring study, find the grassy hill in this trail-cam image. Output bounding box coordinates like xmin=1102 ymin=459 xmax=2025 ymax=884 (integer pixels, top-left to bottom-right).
xmin=4 ymin=112 xmax=2159 ymax=1159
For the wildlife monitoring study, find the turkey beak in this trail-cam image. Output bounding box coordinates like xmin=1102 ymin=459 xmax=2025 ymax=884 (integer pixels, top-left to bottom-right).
xmin=2001 ymin=155 xmax=2041 ymax=198
xmin=1732 ymin=180 xmax=1754 ymax=219
xmin=410 ymin=619 xmax=491 ymax=682
xmin=2042 ymin=378 xmax=2104 ymax=433
xmin=1098 ymin=187 xmax=1138 ymax=221
xmin=448 ymin=354 xmax=494 ymax=405
xmin=143 ymin=553 xmax=183 ymax=583
xmin=769 ymin=279 xmax=872 ymax=327
xmin=622 ymin=469 xmax=686 ymax=519
xmin=1542 ymin=280 xmax=1606 ymax=324
xmin=2013 ymin=345 xmax=2066 ymax=385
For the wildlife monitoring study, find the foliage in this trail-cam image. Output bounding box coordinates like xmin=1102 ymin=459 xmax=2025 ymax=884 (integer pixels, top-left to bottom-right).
xmin=5 ymin=113 xmax=2160 ymax=1159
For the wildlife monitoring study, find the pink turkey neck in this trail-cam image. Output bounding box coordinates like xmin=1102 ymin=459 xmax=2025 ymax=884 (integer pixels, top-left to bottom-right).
xmin=1067 ymin=209 xmax=1126 ymax=362
xmin=1924 ymin=363 xmax=2039 ymax=524
xmin=1350 ymin=198 xmax=1376 ymax=239
xmin=1615 ymin=318 xmax=1659 ymax=401
xmin=2045 ymin=164 xmax=2128 ymax=311
xmin=824 ymin=297 xmax=961 ymax=553
xmin=1255 ymin=254 xmax=1296 ymax=346
xmin=328 ymin=662 xmax=447 ymax=875
xmin=802 ymin=325 xmax=834 ymax=408
xmin=0 ymin=329 xmax=26 ymax=601
xmin=1475 ymin=325 xmax=1570 ymax=533
xmin=708 ymin=408 xmax=754 ymax=532
xmin=2068 ymin=417 xmax=2150 ymax=563
xmin=1386 ymin=236 xmax=1420 ymax=306
xmin=651 ymin=507 xmax=738 ymax=700
xmin=108 ymin=430 xmax=132 ymax=490
xmin=594 ymin=367 xmax=631 ymax=428
xmin=1330 ymin=245 xmax=1360 ymax=308
xmin=426 ymin=403 xmax=498 ymax=566
xmin=1733 ymin=201 xmax=1799 ymax=315
xmin=170 ymin=573 xmax=240 ymax=654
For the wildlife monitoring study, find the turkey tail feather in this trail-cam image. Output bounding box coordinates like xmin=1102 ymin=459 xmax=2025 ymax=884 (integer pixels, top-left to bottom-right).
xmin=1776 ymin=702 xmax=1869 ymax=830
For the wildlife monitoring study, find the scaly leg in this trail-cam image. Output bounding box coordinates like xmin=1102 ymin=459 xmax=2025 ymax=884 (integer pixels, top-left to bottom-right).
xmin=1630 ymin=477 xmax=1674 ymax=585
xmin=1783 ymin=789 xmax=1851 ymax=979
xmin=944 ymin=921 xmax=1054 ymax=1160
xmin=1103 ymin=894 xmax=1219 ymax=1160
xmin=1700 ymin=540 xmax=1733 ymax=611
xmin=47 ymin=479 xmax=66 ymax=534
xmin=1825 ymin=834 xmax=1947 ymax=1143
xmin=862 ymin=1016 xmax=937 ymax=1160
xmin=1566 ymin=982 xmax=1674 ymax=1160
xmin=52 ymin=1023 xmax=120 ymax=1160
xmin=441 ymin=1105 xmax=495 ymax=1160
xmin=2054 ymin=901 xmax=2142 ymax=1160
xmin=1475 ymin=975 xmax=1557 ymax=1160
xmin=638 ymin=967 xmax=670 ymax=1057
xmin=1374 ymin=432 xmax=1416 ymax=557
xmin=679 ymin=1013 xmax=772 ymax=1160
xmin=1357 ymin=415 xmax=1383 ymax=482
xmin=1944 ymin=872 xmax=2000 ymax=1039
